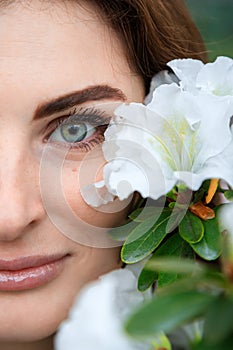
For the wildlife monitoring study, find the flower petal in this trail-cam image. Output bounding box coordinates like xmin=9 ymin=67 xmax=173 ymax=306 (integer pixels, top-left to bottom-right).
xmin=55 ymin=268 xmax=151 ymax=350
xmin=196 ymin=56 xmax=233 ymax=96
xmin=82 ymin=57 xmax=233 ymax=207
xmin=81 ymin=181 xmax=115 ymax=207
xmin=167 ymin=58 xmax=204 ymax=91
xmin=144 ymin=70 xmax=179 ymax=105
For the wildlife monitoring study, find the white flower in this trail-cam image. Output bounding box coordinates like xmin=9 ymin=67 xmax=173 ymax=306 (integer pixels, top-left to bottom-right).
xmin=218 ymin=203 xmax=233 ymax=263
xmin=218 ymin=203 xmax=233 ymax=234
xmin=144 ymin=70 xmax=179 ymax=105
xmin=83 ymin=82 xmax=233 ymax=206
xmin=168 ymin=56 xmax=233 ymax=98
xmin=55 ymin=267 xmax=151 ymax=350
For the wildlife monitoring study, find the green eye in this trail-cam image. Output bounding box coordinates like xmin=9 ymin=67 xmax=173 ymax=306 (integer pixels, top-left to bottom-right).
xmin=61 ymin=123 xmax=87 ymax=143
xmin=50 ymin=121 xmax=96 ymax=144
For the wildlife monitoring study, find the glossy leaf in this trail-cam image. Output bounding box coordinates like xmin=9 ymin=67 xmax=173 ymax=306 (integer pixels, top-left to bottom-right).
xmin=128 ymin=206 xmax=163 ymax=222
xmin=152 ymin=234 xmax=194 ymax=258
xmin=166 ymin=189 xmax=177 ymax=201
xmin=121 ymin=210 xmax=172 ymax=263
xmin=137 ymin=268 xmax=157 ymax=292
xmin=193 ymin=335 xmax=233 ymax=350
xmin=158 ymin=272 xmax=183 ymax=289
xmin=179 ymin=211 xmax=204 ymax=244
xmin=192 ymin=180 xmax=210 ymax=204
xmin=151 ymin=332 xmax=172 ymax=350
xmin=224 ymin=190 xmax=233 ymax=201
xmin=147 ymin=257 xmax=204 ymax=275
xmin=204 ymin=294 xmax=233 ymax=343
xmin=138 ymin=234 xmax=194 ymax=290
xmin=166 ymin=207 xmax=187 ymax=233
xmin=125 ymin=290 xmax=216 ymax=337
xmin=108 ymin=220 xmax=138 ymax=241
xmin=191 ymin=215 xmax=221 ymax=260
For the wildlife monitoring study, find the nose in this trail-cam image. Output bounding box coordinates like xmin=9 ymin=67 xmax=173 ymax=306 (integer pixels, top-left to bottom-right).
xmin=0 ymin=144 xmax=45 ymax=241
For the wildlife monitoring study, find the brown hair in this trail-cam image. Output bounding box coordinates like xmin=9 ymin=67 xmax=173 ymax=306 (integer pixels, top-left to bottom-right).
xmin=89 ymin=0 xmax=207 ymax=91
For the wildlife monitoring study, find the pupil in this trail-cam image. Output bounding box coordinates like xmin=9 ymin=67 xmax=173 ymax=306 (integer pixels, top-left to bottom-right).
xmin=61 ymin=123 xmax=87 ymax=142
xmin=69 ymin=126 xmax=79 ymax=135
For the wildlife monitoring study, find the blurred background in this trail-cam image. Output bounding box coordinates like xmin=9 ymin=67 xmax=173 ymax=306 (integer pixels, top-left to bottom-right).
xmin=185 ymin=0 xmax=233 ymax=60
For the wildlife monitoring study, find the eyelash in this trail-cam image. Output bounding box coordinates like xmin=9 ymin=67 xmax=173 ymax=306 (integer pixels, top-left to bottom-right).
xmin=45 ymin=107 xmax=110 ymax=152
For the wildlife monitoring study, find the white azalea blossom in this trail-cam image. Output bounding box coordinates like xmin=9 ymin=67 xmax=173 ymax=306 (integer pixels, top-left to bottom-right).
xmin=167 ymin=56 xmax=233 ymax=99
xmin=219 ymin=203 xmax=233 ymax=235
xmin=55 ymin=267 xmax=152 ymax=350
xmin=58 ymin=56 xmax=233 ymax=349
xmin=218 ymin=203 xmax=233 ymax=263
xmin=83 ymin=79 xmax=233 ymax=206
xmin=144 ymin=70 xmax=179 ymax=105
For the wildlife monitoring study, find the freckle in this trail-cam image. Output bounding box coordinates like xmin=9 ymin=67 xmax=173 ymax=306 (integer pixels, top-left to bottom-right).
xmin=72 ymin=168 xmax=77 ymax=172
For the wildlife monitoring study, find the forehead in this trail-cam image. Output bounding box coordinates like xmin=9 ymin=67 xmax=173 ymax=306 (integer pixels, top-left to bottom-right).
xmin=0 ymin=1 xmax=124 ymax=76
xmin=0 ymin=1 xmax=139 ymax=110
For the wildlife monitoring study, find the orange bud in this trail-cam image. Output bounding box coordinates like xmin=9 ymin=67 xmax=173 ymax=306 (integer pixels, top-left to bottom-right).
xmin=189 ymin=201 xmax=215 ymax=220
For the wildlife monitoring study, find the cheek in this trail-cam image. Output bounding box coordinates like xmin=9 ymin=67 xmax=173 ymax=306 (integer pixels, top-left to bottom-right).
xmin=62 ymin=162 xmax=130 ymax=228
xmin=61 ymin=147 xmax=131 ymax=228
xmin=41 ymin=148 xmax=131 ymax=248
xmin=64 ymin=146 xmax=106 ymax=204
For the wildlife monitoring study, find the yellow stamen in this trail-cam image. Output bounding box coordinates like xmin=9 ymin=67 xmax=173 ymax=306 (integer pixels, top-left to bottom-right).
xmin=205 ymin=178 xmax=219 ymax=204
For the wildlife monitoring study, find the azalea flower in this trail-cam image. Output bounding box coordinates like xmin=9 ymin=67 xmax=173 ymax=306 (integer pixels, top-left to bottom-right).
xmin=219 ymin=203 xmax=233 ymax=234
xmin=217 ymin=203 xmax=233 ymax=281
xmin=55 ymin=267 xmax=152 ymax=350
xmin=167 ymin=56 xmax=233 ymax=99
xmin=144 ymin=70 xmax=179 ymax=105
xmin=83 ymin=82 xmax=233 ymax=206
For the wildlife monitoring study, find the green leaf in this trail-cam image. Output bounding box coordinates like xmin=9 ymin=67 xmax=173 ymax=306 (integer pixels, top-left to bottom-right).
xmin=154 ymin=234 xmax=195 ymax=288
xmin=193 ymin=334 xmax=233 ymax=350
xmin=224 ymin=190 xmax=233 ymax=201
xmin=128 ymin=206 xmax=163 ymax=222
xmin=179 ymin=211 xmax=204 ymax=244
xmin=168 ymin=202 xmax=176 ymax=209
xmin=121 ymin=210 xmax=172 ymax=263
xmin=147 ymin=257 xmax=205 ymax=275
xmin=149 ymin=257 xmax=204 ymax=288
xmin=157 ymin=272 xmax=181 ymax=288
xmin=192 ymin=180 xmax=210 ymax=204
xmin=152 ymin=233 xmax=194 ymax=258
xmin=108 ymin=220 xmax=138 ymax=241
xmin=166 ymin=189 xmax=177 ymax=201
xmin=166 ymin=207 xmax=187 ymax=233
xmin=138 ymin=235 xmax=194 ymax=290
xmin=191 ymin=215 xmax=221 ymax=260
xmin=151 ymin=332 xmax=172 ymax=350
xmin=137 ymin=268 xmax=158 ymax=292
xmin=204 ymin=294 xmax=233 ymax=343
xmin=125 ymin=290 xmax=216 ymax=337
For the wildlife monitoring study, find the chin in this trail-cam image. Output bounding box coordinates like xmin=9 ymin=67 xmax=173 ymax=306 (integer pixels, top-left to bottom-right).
xmin=0 ymin=302 xmax=67 ymax=343
xmin=0 ymin=281 xmax=76 ymax=344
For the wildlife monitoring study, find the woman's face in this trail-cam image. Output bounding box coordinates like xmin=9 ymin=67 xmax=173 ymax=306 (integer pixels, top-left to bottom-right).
xmin=0 ymin=0 xmax=144 ymax=345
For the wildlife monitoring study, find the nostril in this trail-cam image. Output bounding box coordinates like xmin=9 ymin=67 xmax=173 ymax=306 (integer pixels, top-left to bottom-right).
xmin=28 ymin=219 xmax=39 ymax=228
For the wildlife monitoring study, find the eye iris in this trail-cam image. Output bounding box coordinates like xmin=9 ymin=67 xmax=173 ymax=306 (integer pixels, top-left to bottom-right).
xmin=61 ymin=123 xmax=87 ymax=142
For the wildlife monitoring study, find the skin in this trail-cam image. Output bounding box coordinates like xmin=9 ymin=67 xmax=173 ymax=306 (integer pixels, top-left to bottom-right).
xmin=0 ymin=1 xmax=145 ymax=350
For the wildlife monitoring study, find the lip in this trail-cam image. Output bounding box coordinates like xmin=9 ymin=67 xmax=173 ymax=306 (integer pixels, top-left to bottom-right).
xmin=0 ymin=254 xmax=69 ymax=291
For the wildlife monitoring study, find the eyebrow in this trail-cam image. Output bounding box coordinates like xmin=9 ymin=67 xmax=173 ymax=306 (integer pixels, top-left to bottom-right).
xmin=34 ymin=85 xmax=127 ymax=120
